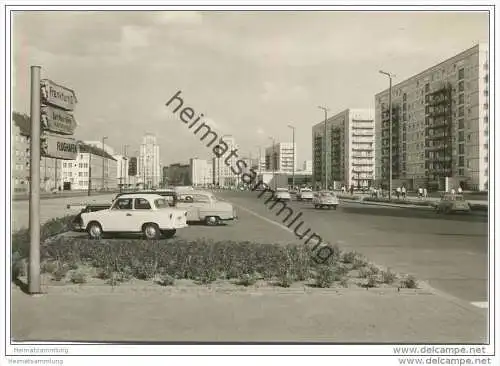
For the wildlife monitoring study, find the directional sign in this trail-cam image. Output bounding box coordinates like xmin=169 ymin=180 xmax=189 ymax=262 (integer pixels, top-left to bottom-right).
xmin=40 ymin=79 xmax=77 ymax=111
xmin=41 ymin=133 xmax=78 ymax=160
xmin=41 ymin=105 xmax=77 ymax=135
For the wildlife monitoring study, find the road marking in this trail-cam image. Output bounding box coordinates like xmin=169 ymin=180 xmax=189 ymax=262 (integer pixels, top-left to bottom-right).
xmin=232 ymin=203 xmax=295 ymax=235
xmin=470 ymin=302 xmax=488 ymax=309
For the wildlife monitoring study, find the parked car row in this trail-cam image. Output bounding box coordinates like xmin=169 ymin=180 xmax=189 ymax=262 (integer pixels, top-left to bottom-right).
xmin=69 ymin=189 xmax=238 ymax=240
xmin=272 ymin=188 xmax=340 ymax=210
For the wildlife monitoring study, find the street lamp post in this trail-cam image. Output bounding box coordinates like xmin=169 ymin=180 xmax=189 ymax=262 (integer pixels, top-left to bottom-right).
xmin=288 ymin=124 xmax=296 ymax=189
xmin=268 ymin=136 xmax=276 ymax=189
xmin=379 ymin=70 xmax=394 ymax=199
xmin=219 ymin=135 xmax=231 ymax=188
xmin=318 ymin=106 xmax=330 ymax=190
xmin=124 ymin=144 xmax=129 ymax=190
xmin=101 ymin=136 xmax=108 ymax=190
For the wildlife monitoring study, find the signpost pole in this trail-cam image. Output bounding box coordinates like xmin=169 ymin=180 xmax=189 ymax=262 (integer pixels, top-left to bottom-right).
xmin=28 ymin=66 xmax=41 ymax=294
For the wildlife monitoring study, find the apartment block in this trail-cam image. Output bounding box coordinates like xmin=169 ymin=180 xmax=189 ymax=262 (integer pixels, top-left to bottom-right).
xmin=190 ymin=158 xmax=213 ymax=186
xmin=312 ymin=109 xmax=375 ymax=189
xmin=375 ymin=43 xmax=489 ymax=191
xmin=265 ymin=142 xmax=297 ymax=173
xmin=138 ymin=133 xmax=162 ymax=189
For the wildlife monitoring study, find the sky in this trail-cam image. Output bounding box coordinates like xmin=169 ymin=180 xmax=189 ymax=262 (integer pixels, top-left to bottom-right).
xmin=12 ymin=10 xmax=488 ymax=166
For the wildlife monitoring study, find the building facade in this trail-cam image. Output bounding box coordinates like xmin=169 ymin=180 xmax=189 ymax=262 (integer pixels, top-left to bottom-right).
xmin=375 ymin=44 xmax=489 ymax=191
xmin=138 ymin=134 xmax=161 ymax=189
xmin=312 ymin=109 xmax=375 ymax=189
xmin=302 ymin=160 xmax=313 ymax=174
xmin=60 ymin=143 xmax=117 ymax=191
xmin=265 ymin=142 xmax=297 ymax=174
xmin=212 ymin=135 xmax=240 ymax=187
xmin=12 ymin=112 xmax=62 ymax=194
xmin=189 ymin=158 xmax=213 ymax=186
xmin=114 ymin=154 xmax=130 ymax=188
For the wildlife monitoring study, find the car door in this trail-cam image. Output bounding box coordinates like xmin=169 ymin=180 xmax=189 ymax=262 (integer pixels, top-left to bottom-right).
xmin=132 ymin=198 xmax=154 ymax=231
xmin=192 ymin=194 xmax=211 ymax=220
xmin=102 ymin=198 xmax=134 ymax=231
xmin=176 ymin=194 xmax=198 ymax=221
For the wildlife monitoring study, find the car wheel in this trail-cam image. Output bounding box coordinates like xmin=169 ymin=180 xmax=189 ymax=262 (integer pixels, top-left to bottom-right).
xmin=87 ymin=221 xmax=103 ymax=240
xmin=143 ymin=223 xmax=160 ymax=240
xmin=205 ymin=216 xmax=220 ymax=226
xmin=162 ymin=229 xmax=176 ymax=239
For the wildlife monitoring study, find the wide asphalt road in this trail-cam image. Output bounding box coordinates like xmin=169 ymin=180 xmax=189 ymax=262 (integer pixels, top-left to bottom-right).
xmin=11 ymin=190 xmax=488 ymax=305
xmin=216 ymin=190 xmax=489 ymax=305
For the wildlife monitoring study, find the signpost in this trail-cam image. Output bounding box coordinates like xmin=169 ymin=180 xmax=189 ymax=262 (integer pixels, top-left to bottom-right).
xmin=28 ymin=68 xmax=78 ymax=295
xmin=41 ymin=105 xmax=77 ymax=135
xmin=40 ymin=79 xmax=77 ymax=111
xmin=41 ymin=133 xmax=78 ymax=160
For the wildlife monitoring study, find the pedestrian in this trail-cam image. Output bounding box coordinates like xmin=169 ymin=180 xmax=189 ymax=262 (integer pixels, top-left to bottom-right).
xmin=350 ymin=185 xmax=354 ymax=195
xmin=396 ymin=186 xmax=401 ymax=199
xmin=457 ymin=186 xmax=463 ymax=195
xmin=423 ymin=187 xmax=428 ymax=199
xmin=418 ymin=186 xmax=423 ymax=199
xmin=451 ymin=187 xmax=456 ymax=196
xmin=401 ymin=185 xmax=406 ymax=199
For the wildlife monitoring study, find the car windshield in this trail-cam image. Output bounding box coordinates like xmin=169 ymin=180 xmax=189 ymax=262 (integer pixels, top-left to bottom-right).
xmin=154 ymin=198 xmax=170 ymax=208
xmin=320 ymin=192 xmax=333 ymax=197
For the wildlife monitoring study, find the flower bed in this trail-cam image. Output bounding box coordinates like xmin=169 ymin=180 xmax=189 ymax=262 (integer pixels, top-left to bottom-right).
xmin=361 ymin=197 xmax=435 ymax=207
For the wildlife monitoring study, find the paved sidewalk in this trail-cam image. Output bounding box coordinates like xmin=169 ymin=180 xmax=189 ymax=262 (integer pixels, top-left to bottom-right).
xmin=12 ymin=283 xmax=487 ymax=343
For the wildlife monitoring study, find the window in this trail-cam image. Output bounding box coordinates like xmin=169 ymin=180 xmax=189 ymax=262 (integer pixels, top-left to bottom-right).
xmin=458 ymin=94 xmax=464 ymax=105
xmin=459 ymin=144 xmax=465 ymax=154
xmin=468 ymin=134 xmax=471 ymax=141
xmin=459 ymin=81 xmax=464 ymax=92
xmin=458 ymin=119 xmax=464 ymax=129
xmin=458 ymin=68 xmax=465 ymax=80
xmin=459 ymin=156 xmax=465 ymax=167
xmin=425 ymin=83 xmax=430 ymax=92
xmin=459 ymin=131 xmax=465 ymax=142
xmin=112 ymin=198 xmax=133 ymax=210
xmin=155 ymin=198 xmax=170 ymax=209
xmin=458 ymin=106 xmax=464 ymax=117
xmin=458 ymin=168 xmax=464 ymax=176
xmin=134 ymin=198 xmax=151 ymax=210
xmin=484 ymin=144 xmax=488 ymax=150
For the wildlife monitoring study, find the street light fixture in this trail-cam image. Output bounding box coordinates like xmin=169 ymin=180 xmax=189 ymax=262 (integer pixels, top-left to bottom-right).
xmin=287 ymin=124 xmax=296 ymax=189
xmin=379 ymin=70 xmax=395 ymax=199
xmin=268 ymin=136 xmax=277 ymax=189
xmin=101 ymin=136 xmax=108 ymax=190
xmin=218 ymin=135 xmax=231 ymax=187
xmin=318 ymin=106 xmax=330 ymax=190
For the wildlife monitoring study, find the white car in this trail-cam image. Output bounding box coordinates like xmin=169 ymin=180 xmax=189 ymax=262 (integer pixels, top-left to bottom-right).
xmin=274 ymin=188 xmax=291 ymax=201
xmin=297 ymin=188 xmax=314 ymax=201
xmin=176 ymin=190 xmax=237 ymax=225
xmin=313 ymin=191 xmax=340 ymax=210
xmin=81 ymin=194 xmax=188 ymax=240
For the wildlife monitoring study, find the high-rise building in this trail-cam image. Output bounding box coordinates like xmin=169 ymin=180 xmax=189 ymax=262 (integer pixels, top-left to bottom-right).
xmin=265 ymin=142 xmax=297 ymax=173
xmin=312 ymin=109 xmax=375 ymax=189
xmin=138 ymin=133 xmax=161 ymax=189
xmin=189 ymin=158 xmax=213 ymax=186
xmin=302 ymin=160 xmax=313 ymax=173
xmin=114 ymin=154 xmax=129 ymax=188
xmin=375 ymin=44 xmax=489 ymax=191
xmin=212 ymin=135 xmax=240 ymax=187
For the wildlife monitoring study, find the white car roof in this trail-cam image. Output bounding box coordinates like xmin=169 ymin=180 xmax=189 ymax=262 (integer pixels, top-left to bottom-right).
xmin=177 ymin=190 xmax=213 ymax=196
xmin=276 ymin=188 xmax=288 ymax=191
xmin=114 ymin=193 xmax=165 ymax=200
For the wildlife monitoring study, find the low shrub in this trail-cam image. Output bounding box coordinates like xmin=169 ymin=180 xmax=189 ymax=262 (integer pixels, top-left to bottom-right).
xmin=276 ymin=271 xmax=293 ymax=288
xmin=39 ymin=237 xmax=345 ymax=286
xmin=237 ymin=273 xmax=259 ymax=287
xmin=12 ymin=215 xmax=75 ymax=259
xmin=381 ymin=269 xmax=397 ymax=284
xmin=339 ymin=277 xmax=349 ymax=288
xmin=156 ymin=274 xmax=176 ymax=286
xmin=69 ymin=269 xmax=88 ymax=284
xmin=401 ymin=275 xmax=418 ymax=289
xmin=12 ymin=251 xmax=26 ymax=280
xmin=365 ymin=274 xmax=378 ymax=288
xmin=314 ymin=265 xmax=341 ymax=288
